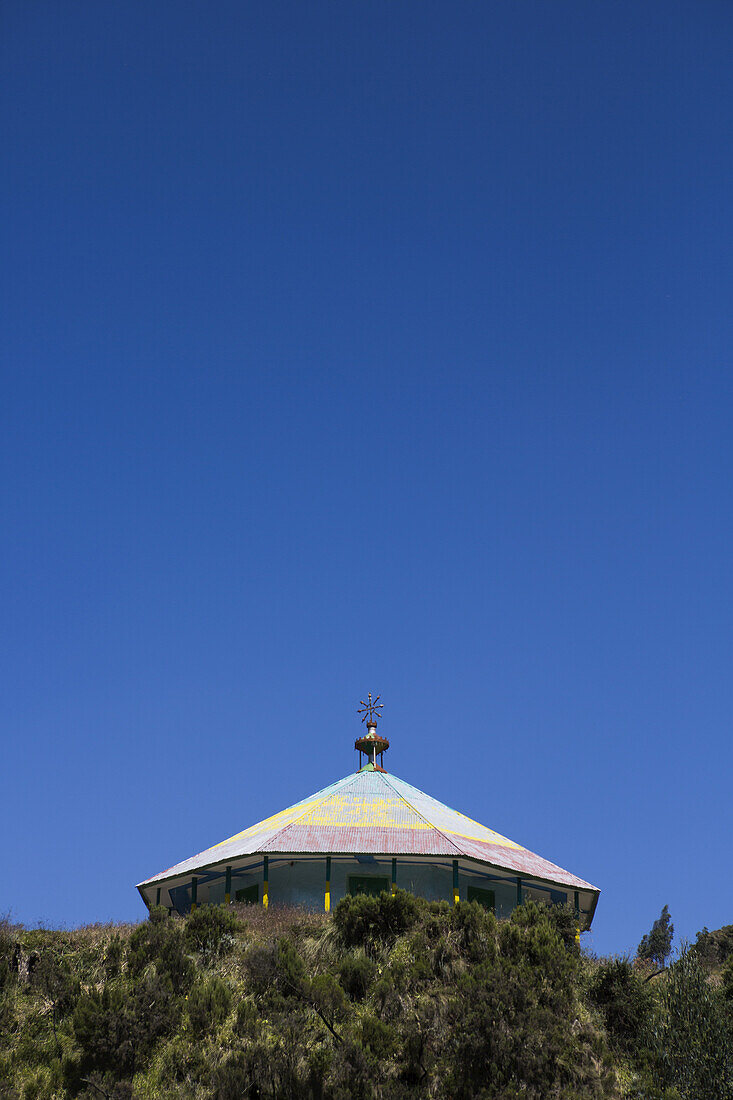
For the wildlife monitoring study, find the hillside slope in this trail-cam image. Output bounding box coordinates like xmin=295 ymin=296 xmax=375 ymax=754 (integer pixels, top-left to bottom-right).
xmin=1 ymin=896 xmax=732 ymax=1099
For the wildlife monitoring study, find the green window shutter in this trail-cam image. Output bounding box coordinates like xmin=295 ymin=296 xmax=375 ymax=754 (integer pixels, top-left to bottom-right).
xmin=348 ymin=875 xmax=390 ymax=897
xmin=467 ymin=885 xmax=496 ymax=912
xmin=235 ymin=884 xmax=260 ymax=905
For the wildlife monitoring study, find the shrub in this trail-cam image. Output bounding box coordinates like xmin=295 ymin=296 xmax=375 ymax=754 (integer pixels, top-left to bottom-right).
xmin=589 ymin=957 xmax=652 ymax=1054
xmin=186 ymin=975 xmax=232 ymax=1037
xmin=149 ymin=1033 xmax=209 ymax=1090
xmin=0 ymin=916 xmax=14 ymax=992
xmin=104 ymin=934 xmax=124 ymax=980
xmin=234 ymin=997 xmax=260 ymax=1039
xmin=450 ymin=899 xmax=497 ymax=962
xmin=276 ymin=937 xmax=307 ymax=996
xmin=326 ymin=1039 xmax=374 ymax=1100
xmin=338 ymin=951 xmax=375 ymax=1001
xmin=309 ymin=973 xmax=347 ymax=1025
xmin=510 ymin=897 xmax=579 ymax=951
xmin=692 ymin=924 xmax=733 ymax=969
xmin=76 ymin=1074 xmax=133 ymax=1100
xmin=441 ymin=904 xmax=607 ymax=1099
xmin=183 ymin=905 xmax=243 ymax=963
xmin=8 ymin=902 xmax=733 ymax=1100
xmin=650 ymin=948 xmax=733 ymax=1099
xmin=546 ymin=901 xmax=583 ymax=949
xmin=210 ymin=1052 xmax=252 ymax=1100
xmin=333 ymin=889 xmax=421 ymax=951
xmin=722 ymin=955 xmax=733 ymax=1003
xmin=127 ymin=910 xmax=194 ymax=993
xmin=72 ymin=973 xmax=182 ymax=1080
xmin=31 ymin=945 xmax=80 ymax=1024
xmin=360 ymin=1015 xmax=395 ymax=1058
xmin=242 ymin=942 xmax=278 ymax=996
xmin=72 ymin=986 xmax=136 ymax=1077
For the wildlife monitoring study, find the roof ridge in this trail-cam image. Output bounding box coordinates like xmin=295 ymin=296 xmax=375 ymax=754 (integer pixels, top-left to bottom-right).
xmin=262 ymin=770 xmax=362 ymax=850
xmin=378 ymin=771 xmax=463 ymax=857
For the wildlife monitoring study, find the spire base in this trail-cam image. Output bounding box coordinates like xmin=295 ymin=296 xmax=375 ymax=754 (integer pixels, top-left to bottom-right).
xmin=355 ymin=721 xmax=389 ymax=769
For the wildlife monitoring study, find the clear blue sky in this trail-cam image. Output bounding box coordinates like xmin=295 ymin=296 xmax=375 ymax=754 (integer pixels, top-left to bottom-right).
xmin=2 ymin=2 xmax=732 ymax=957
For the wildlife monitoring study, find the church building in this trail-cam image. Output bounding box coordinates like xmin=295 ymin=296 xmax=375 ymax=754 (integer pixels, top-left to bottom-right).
xmin=137 ymin=697 xmax=599 ymax=930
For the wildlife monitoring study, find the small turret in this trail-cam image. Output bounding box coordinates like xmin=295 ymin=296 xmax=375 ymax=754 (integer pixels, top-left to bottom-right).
xmin=355 ymin=692 xmax=389 ymax=770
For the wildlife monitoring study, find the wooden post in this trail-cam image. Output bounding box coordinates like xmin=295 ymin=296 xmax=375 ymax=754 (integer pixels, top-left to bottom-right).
xmin=574 ymin=890 xmax=581 ymax=946
xmin=155 ymin=887 xmax=161 ymax=907
xmin=452 ymin=860 xmax=459 ymax=906
xmin=191 ymin=877 xmax=198 ymax=911
xmin=516 ymin=876 xmax=522 ymax=908
xmin=325 ymin=856 xmax=331 ymax=912
xmin=391 ymin=857 xmax=397 ymax=896
xmin=225 ymin=866 xmax=232 ymax=905
xmin=262 ymin=856 xmax=269 ymax=909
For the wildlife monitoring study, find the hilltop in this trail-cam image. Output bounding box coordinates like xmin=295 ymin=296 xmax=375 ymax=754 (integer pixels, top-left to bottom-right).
xmin=1 ymin=895 xmax=732 ymax=1099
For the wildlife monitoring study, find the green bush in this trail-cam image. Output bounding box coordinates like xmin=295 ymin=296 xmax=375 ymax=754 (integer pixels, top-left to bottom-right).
xmin=589 ymin=957 xmax=652 ymax=1054
xmin=360 ymin=1015 xmax=395 ymax=1058
xmin=275 ymin=936 xmax=307 ymax=996
xmin=31 ymin=944 xmax=80 ymax=1024
xmin=722 ymin=955 xmax=733 ymax=1003
xmin=651 ymin=948 xmax=733 ymax=1099
xmin=450 ymin=899 xmax=497 ymax=962
xmin=147 ymin=1033 xmax=209 ymax=1091
xmin=210 ymin=1051 xmax=252 ymax=1100
xmin=338 ymin=951 xmax=375 ymax=1001
xmin=185 ymin=975 xmax=232 ymax=1037
xmin=183 ymin=904 xmax=243 ymax=963
xmin=242 ymin=941 xmax=278 ymax=995
xmin=127 ymin=910 xmax=194 ymax=993
xmin=0 ymin=917 xmax=14 ymax=992
xmin=72 ymin=985 xmax=136 ymax=1077
xmin=692 ymin=924 xmax=733 ymax=969
xmin=442 ymin=903 xmax=607 ymax=1099
xmin=234 ymin=997 xmax=260 ymax=1038
xmin=104 ymin=933 xmax=124 ymax=980
xmin=326 ymin=1039 xmax=374 ymax=1100
xmin=72 ymin=972 xmax=182 ymax=1081
xmin=333 ymin=888 xmax=421 ymax=951
xmin=310 ymin=972 xmax=348 ymax=1024
xmin=6 ymin=903 xmax=733 ymax=1100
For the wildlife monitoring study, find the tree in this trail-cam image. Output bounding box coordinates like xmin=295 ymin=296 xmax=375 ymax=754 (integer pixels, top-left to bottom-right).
xmin=651 ymin=948 xmax=733 ymax=1099
xmin=638 ymin=904 xmax=674 ymax=969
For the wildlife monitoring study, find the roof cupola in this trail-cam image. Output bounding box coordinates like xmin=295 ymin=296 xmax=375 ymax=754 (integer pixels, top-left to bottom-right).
xmin=355 ymin=692 xmax=389 ymax=770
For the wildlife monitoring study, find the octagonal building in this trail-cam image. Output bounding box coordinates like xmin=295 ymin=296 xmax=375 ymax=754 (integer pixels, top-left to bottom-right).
xmin=137 ymin=711 xmax=599 ymax=930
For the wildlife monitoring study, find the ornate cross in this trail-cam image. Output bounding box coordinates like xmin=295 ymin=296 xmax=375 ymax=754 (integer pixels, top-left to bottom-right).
xmin=357 ymin=692 xmax=383 ymax=725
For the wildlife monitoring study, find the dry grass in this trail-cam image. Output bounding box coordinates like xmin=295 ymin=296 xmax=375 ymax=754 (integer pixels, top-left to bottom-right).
xmin=229 ymin=902 xmax=330 ymax=940
xmin=15 ymin=920 xmax=143 ymax=946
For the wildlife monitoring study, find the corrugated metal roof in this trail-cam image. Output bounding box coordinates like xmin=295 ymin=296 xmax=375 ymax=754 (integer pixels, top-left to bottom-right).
xmin=138 ymin=767 xmax=597 ymax=892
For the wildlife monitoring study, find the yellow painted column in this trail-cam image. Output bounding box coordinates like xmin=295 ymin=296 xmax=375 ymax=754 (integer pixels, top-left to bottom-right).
xmin=263 ymin=856 xmax=269 ymax=909
xmin=452 ymin=860 xmax=459 ymax=906
xmin=325 ymin=856 xmax=331 ymax=912
xmin=574 ymin=890 xmax=580 ymax=946
xmin=391 ymin=857 xmax=397 ymax=896
xmin=225 ymin=866 xmax=232 ymax=905
xmin=191 ymin=876 xmax=198 ymax=911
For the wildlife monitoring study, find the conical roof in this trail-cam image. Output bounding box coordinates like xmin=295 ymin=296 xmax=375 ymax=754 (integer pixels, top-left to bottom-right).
xmin=138 ymin=766 xmax=596 ymax=892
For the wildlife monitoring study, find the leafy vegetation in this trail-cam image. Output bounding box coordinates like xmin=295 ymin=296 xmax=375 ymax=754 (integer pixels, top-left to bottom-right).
xmin=637 ymin=905 xmax=674 ymax=971
xmin=1 ymin=898 xmax=732 ymax=1099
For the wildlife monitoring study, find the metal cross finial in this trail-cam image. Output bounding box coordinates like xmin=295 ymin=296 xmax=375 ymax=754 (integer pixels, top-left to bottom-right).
xmin=357 ymin=693 xmax=383 ymax=725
